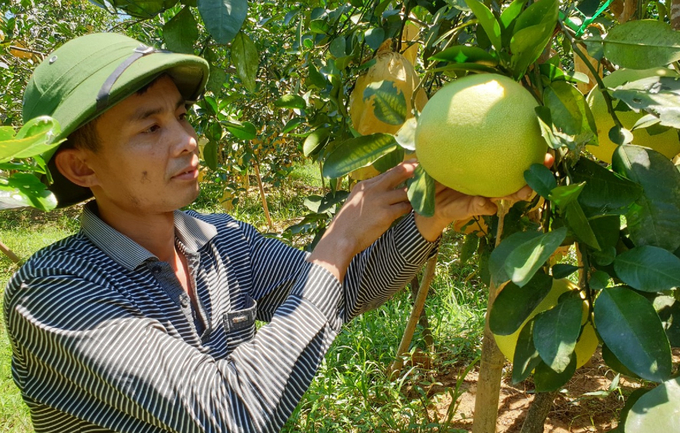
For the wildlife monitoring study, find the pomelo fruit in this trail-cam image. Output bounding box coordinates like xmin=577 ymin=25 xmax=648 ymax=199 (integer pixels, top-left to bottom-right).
xmin=415 ymin=73 xmax=547 ymax=197
xmin=586 ymin=67 xmax=680 ymax=163
xmin=493 ymin=278 xmax=599 ymax=369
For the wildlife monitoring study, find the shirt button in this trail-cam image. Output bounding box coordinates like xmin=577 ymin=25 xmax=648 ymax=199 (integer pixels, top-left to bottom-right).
xmin=152 ymin=265 xmax=161 ymax=274
xmin=180 ymin=296 xmax=189 ymax=308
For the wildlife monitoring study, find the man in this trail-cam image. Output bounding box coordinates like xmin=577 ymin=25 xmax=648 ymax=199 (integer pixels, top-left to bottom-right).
xmin=5 ymin=33 xmax=529 ymax=432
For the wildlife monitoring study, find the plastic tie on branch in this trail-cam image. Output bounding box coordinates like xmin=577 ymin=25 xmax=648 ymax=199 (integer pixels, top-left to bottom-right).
xmin=559 ymin=0 xmax=614 ymax=37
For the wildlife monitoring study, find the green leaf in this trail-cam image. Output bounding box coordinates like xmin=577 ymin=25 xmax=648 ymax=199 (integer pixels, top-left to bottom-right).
xmin=490 ymin=230 xmax=543 ymax=285
xmin=464 ymin=0 xmax=502 ymax=52
xmin=429 ymin=45 xmax=499 ymax=66
xmin=565 ymin=200 xmax=601 ymax=250
xmin=489 ymin=271 xmax=552 ymax=335
xmin=394 ymin=117 xmax=417 ymax=152
xmin=549 ymin=183 xmax=584 ymax=209
xmin=362 ymin=80 xmax=407 ymax=126
xmin=512 ymin=319 xmax=543 ymax=384
xmin=197 ymin=0 xmax=248 ymax=44
xmin=594 ymin=287 xmax=672 ymax=382
xmin=552 ymin=264 xmax=580 ymax=279
xmin=306 ymin=64 xmax=328 ymax=89
xmin=111 ymin=0 xmax=166 ymax=18
xmin=504 ymin=227 xmax=568 ymax=287
xmin=533 ymin=295 xmax=583 ymax=373
xmin=4 ymin=172 xmax=57 ymax=211
xmin=509 ymin=0 xmax=558 ymax=79
xmin=654 ymin=296 xmax=680 ymax=347
xmin=0 ymin=116 xmax=63 ymax=162
xmin=534 ymin=106 xmax=562 ymax=150
xmin=571 ymin=157 xmax=643 ymax=214
xmin=372 ymin=147 xmax=403 ymax=173
xmin=626 ymin=377 xmax=680 ymax=432
xmin=533 ymin=354 xmax=577 ymax=392
xmin=601 ymin=343 xmax=640 ymax=378
xmin=203 ymin=140 xmax=218 ymax=170
xmin=589 ymin=270 xmax=612 ymax=290
xmin=206 ymin=65 xmax=227 ymax=94
xmin=612 ymin=76 xmax=680 ymax=130
xmin=543 ymin=81 xmax=596 ymax=147
xmin=523 ymin=163 xmax=556 ymax=199
xmin=303 ymin=191 xmax=350 ymax=214
xmin=601 ymin=20 xmax=680 ymax=70
xmin=364 ymin=28 xmax=385 ymax=51
xmin=303 ymin=127 xmax=331 ymax=158
xmin=309 ymin=19 xmax=330 ymax=35
xmin=274 ymin=94 xmax=306 ymax=110
xmin=225 ymin=121 xmax=256 ymax=140
xmin=407 ymin=164 xmax=435 ymax=218
xmin=0 ymin=126 xmax=15 ymax=142
xmin=500 ymin=0 xmax=529 ymax=28
xmin=513 ymin=0 xmax=557 ymax=34
xmin=231 ymin=31 xmax=258 ymax=93
xmin=613 ymin=144 xmax=680 ymax=252
xmin=329 ymin=36 xmax=346 ymax=58
xmin=322 ymin=134 xmax=398 ymax=178
xmin=282 ymin=118 xmax=304 ymax=134
xmin=162 ymin=7 xmax=198 ymax=54
xmin=460 ymin=233 xmax=480 ymax=264
xmin=614 ymin=246 xmax=680 ymax=292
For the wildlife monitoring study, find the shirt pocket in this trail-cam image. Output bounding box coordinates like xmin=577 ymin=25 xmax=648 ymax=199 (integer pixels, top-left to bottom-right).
xmin=223 ymin=296 xmax=257 ymax=352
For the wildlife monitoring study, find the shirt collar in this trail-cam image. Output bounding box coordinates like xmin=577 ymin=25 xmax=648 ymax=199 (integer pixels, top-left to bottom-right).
xmin=81 ymin=202 xmax=218 ymax=271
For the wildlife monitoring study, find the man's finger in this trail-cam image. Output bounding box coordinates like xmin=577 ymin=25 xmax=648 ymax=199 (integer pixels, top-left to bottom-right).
xmin=374 ymin=160 xmax=418 ymax=189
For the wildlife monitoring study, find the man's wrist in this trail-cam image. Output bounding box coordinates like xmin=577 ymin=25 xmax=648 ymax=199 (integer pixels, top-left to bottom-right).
xmin=414 ymin=213 xmax=448 ymax=242
xmin=306 ymin=233 xmax=356 ymax=282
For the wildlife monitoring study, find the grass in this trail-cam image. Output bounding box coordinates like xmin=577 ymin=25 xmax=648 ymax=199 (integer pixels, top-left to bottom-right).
xmin=0 ymin=161 xmax=485 ymax=432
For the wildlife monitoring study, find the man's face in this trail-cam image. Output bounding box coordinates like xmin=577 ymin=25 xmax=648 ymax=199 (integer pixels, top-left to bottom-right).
xmin=84 ymin=75 xmax=200 ymax=215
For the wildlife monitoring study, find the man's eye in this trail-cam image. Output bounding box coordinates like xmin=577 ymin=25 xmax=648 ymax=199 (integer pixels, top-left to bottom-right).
xmin=144 ymin=124 xmax=160 ymax=133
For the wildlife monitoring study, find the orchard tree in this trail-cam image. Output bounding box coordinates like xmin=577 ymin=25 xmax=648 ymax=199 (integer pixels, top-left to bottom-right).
xmin=4 ymin=1 xmax=680 ymax=432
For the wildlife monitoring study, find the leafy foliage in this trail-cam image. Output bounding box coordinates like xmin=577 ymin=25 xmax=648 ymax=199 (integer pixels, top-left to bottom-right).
xmin=5 ymin=0 xmax=680 ymax=429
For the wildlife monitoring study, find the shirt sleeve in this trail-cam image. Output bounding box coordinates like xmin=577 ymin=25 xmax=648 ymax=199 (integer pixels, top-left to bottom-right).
xmin=341 ymin=212 xmax=438 ymax=322
xmin=244 ymin=211 xmax=438 ymax=327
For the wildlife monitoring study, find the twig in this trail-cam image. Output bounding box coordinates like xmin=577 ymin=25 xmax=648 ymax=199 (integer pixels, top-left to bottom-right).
xmin=388 ymin=253 xmax=438 ymax=378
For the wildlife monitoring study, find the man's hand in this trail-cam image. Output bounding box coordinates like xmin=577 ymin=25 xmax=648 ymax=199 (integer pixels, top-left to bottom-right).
xmin=414 ymin=153 xmax=555 ymax=241
xmin=307 ymin=161 xmax=417 ymax=281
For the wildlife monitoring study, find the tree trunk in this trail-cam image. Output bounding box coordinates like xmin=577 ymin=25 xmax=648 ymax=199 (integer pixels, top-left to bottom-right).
xmin=472 ymin=200 xmax=512 ymax=433
xmin=672 ymin=0 xmax=680 ymax=30
xmin=252 ymin=160 xmax=273 ymax=231
xmin=520 ymin=391 xmax=559 ymax=433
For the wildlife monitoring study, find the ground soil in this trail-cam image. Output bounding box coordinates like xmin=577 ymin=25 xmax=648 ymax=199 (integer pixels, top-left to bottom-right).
xmin=405 ymin=349 xmax=659 ymax=433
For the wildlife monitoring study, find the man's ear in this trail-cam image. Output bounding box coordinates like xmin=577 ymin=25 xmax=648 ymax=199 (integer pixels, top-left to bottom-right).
xmin=53 ymin=148 xmax=100 ymax=188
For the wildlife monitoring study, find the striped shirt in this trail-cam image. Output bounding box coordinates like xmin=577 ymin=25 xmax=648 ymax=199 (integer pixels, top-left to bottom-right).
xmin=4 ymin=202 xmax=437 ymax=432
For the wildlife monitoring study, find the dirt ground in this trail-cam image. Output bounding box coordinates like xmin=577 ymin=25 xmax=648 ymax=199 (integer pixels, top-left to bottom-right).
xmin=411 ymin=350 xmax=648 ymax=433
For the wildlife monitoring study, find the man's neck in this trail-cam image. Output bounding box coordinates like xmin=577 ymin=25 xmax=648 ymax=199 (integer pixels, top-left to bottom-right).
xmin=94 ymin=201 xmax=177 ymax=263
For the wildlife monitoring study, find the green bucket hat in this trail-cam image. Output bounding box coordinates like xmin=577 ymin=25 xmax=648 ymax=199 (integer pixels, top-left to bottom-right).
xmin=23 ymin=32 xmax=210 ymax=207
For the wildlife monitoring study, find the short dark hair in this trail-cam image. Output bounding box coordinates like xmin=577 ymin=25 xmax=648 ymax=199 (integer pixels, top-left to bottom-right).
xmin=67 ymin=119 xmax=101 ymax=152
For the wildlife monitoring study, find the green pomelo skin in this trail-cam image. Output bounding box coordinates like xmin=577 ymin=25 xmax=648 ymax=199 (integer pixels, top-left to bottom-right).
xmin=415 ymin=73 xmax=547 ymax=198
xmin=586 ymin=68 xmax=680 ymax=163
